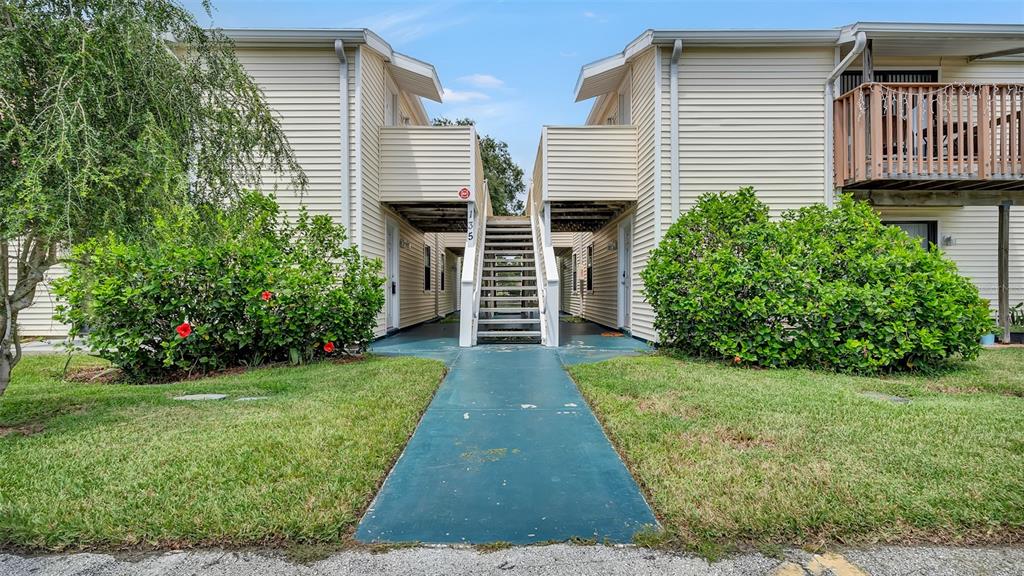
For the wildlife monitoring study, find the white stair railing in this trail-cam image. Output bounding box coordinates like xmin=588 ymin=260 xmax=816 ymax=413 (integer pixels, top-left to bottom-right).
xmin=459 ymin=180 xmax=489 ymax=347
xmin=529 ymin=186 xmax=559 ymax=347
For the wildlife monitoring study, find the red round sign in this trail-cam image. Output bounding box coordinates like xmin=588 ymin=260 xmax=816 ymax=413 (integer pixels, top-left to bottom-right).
xmin=458 ymin=187 xmax=471 ymax=200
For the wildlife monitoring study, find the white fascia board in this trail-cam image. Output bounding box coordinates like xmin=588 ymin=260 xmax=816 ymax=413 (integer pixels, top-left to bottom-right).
xmin=649 ymin=29 xmax=839 ymax=46
xmin=574 ymin=30 xmax=653 ymax=102
xmin=839 ymin=22 xmax=1024 ymax=44
xmin=219 ymin=28 xmax=368 ymax=47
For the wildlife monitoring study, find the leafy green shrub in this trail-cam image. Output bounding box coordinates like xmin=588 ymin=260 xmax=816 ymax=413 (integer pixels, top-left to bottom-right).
xmin=53 ymin=193 xmax=384 ymax=379
xmin=642 ymin=188 xmax=993 ymax=373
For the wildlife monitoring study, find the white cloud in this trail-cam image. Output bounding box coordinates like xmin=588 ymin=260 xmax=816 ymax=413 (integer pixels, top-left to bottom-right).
xmin=458 ymin=73 xmax=505 ymax=89
xmin=583 ymin=10 xmax=597 ymax=18
xmin=355 ymin=4 xmax=469 ymax=45
xmin=442 ymin=88 xmax=490 ymax=103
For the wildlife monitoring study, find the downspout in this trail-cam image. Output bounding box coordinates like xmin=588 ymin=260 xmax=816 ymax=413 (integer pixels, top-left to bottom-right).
xmin=670 ymin=39 xmax=682 ymax=220
xmin=334 ymin=40 xmax=351 ymax=246
xmin=824 ymin=31 xmax=866 ymax=207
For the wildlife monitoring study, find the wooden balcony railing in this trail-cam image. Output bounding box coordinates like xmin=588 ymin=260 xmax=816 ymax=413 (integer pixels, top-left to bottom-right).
xmin=834 ymin=83 xmax=1023 ymax=185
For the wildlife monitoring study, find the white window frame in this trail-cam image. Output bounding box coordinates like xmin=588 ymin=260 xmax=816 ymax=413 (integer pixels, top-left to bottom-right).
xmin=423 ymin=244 xmax=432 ymax=292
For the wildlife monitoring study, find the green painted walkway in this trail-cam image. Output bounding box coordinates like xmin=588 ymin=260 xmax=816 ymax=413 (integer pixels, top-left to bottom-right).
xmin=356 ymin=319 xmax=657 ymax=545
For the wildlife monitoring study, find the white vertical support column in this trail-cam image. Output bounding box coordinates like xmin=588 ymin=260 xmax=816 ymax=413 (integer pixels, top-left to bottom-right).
xmin=459 ymin=199 xmax=477 ymax=347
xmin=998 ymin=201 xmax=1011 ymax=344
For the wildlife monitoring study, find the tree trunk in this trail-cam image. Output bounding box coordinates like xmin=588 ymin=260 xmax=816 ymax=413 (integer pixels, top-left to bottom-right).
xmin=0 ymin=350 xmax=11 ymax=397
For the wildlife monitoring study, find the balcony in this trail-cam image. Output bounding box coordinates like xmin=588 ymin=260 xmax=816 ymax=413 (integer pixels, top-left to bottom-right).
xmin=834 ymin=83 xmax=1024 ymax=203
xmin=534 ymin=125 xmax=637 ymax=231
xmin=380 ymin=125 xmax=481 ymax=232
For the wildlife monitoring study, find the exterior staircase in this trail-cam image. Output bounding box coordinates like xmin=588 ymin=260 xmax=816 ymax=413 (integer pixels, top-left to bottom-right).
xmin=477 ymin=217 xmax=541 ymax=343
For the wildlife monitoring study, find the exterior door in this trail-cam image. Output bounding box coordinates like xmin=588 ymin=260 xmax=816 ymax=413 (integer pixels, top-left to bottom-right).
xmin=618 ymin=217 xmax=633 ymax=330
xmin=386 ymin=219 xmax=400 ymax=331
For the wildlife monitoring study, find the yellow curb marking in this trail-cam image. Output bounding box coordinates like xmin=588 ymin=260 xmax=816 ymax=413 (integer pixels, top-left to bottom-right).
xmin=771 ymin=561 xmax=808 ymax=576
xmin=806 ymin=552 xmax=870 ymax=576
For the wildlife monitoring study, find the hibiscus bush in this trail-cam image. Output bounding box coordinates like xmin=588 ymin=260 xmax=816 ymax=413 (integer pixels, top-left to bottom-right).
xmin=53 ymin=193 xmax=384 ymax=379
xmin=642 ymin=188 xmax=993 ymax=373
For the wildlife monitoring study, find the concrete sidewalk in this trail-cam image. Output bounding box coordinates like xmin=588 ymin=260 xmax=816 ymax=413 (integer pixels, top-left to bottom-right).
xmin=3 ymin=544 xmax=1022 ymax=575
xmin=357 ymin=319 xmax=656 ymax=544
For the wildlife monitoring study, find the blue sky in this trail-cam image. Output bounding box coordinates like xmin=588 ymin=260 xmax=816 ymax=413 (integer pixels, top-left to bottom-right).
xmin=183 ymin=0 xmax=1024 ymax=171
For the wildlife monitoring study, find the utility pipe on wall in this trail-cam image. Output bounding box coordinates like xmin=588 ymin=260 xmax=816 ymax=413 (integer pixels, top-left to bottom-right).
xmin=823 ymin=31 xmax=866 ymax=207
xmin=670 ymin=39 xmax=682 ymax=220
xmin=334 ymin=40 xmax=351 ymax=245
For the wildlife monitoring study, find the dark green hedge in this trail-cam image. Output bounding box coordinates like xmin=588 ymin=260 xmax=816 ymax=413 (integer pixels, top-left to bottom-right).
xmin=642 ymin=188 xmax=992 ymax=372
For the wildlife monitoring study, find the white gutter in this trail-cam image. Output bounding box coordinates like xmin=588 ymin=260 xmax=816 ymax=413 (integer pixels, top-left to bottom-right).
xmin=670 ymin=39 xmax=682 ymax=221
xmin=334 ymin=40 xmax=351 ymax=246
xmin=823 ymin=31 xmax=866 ymax=207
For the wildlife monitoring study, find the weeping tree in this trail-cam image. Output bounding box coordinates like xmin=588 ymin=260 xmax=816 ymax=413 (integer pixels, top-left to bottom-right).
xmin=0 ymin=0 xmax=304 ymax=395
xmin=431 ymin=117 xmax=525 ymax=215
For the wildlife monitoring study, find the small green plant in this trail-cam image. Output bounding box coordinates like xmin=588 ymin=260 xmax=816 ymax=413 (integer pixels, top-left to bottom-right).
xmin=1008 ymin=302 xmax=1024 ymax=331
xmin=643 ymin=188 xmax=993 ymax=373
xmin=53 ymin=193 xmax=384 ymax=380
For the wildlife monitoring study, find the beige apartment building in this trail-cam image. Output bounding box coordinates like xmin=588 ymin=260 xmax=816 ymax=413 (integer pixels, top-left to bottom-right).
xmin=14 ymin=22 xmax=1024 ymax=347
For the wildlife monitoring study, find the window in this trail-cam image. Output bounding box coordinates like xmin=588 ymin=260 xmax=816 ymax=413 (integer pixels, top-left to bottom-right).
xmin=839 ymin=70 xmax=938 ymax=95
xmin=423 ymin=245 xmax=432 ymax=291
xmin=440 ymin=252 xmax=446 ymax=291
xmin=614 ymin=91 xmax=630 ymax=124
xmin=573 ymin=253 xmax=580 ymax=292
xmin=884 ymin=220 xmax=938 ymax=250
xmin=385 ymin=82 xmax=399 ymax=127
xmin=586 ymin=245 xmax=594 ymax=292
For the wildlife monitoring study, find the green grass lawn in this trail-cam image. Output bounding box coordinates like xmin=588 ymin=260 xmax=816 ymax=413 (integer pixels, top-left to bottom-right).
xmin=569 ymin=348 xmax=1024 ymax=555
xmin=0 ymin=354 xmax=445 ymax=551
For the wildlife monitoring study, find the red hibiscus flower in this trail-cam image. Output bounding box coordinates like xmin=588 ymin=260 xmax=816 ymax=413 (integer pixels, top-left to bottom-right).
xmin=176 ymin=322 xmax=193 ymax=339
xmin=323 ymin=342 xmax=335 ymax=353
xmin=261 ymin=290 xmax=272 ymax=301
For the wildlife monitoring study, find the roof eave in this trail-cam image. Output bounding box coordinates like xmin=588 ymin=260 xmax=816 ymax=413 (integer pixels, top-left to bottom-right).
xmin=839 ymin=21 xmax=1024 ymax=43
xmin=217 ymin=28 xmax=443 ymax=102
xmin=575 ymin=28 xmax=840 ymax=102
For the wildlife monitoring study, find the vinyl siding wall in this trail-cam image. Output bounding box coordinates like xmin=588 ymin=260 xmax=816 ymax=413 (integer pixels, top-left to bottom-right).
xmin=379 ymin=126 xmax=474 ymax=203
xmin=544 ymin=126 xmax=637 ymax=201
xmin=675 ymin=46 xmax=834 ymax=215
xmin=562 ymin=48 xmax=656 ymax=339
xmin=236 ymin=47 xmax=347 ymax=220
xmin=560 ymin=211 xmax=632 ymax=329
xmin=358 ymin=48 xmax=389 ymax=335
xmin=551 ymin=232 xmax=575 ymax=248
xmin=6 ymin=242 xmax=68 ymax=337
xmin=439 ymin=248 xmax=459 ymax=317
xmin=626 ymin=47 xmax=659 ymax=341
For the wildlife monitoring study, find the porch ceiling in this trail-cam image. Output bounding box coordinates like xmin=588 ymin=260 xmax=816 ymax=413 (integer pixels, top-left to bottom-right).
xmin=550 ymin=201 xmax=633 ymax=233
xmin=839 ymin=23 xmax=1024 ymax=59
xmin=387 ymin=203 xmax=468 ymax=233
xmin=848 ymin=185 xmax=1024 ymax=207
